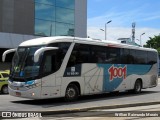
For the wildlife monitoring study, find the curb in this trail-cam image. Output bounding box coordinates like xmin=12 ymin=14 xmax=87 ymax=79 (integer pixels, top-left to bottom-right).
xmin=40 ymin=101 xmax=160 ymax=116
xmin=1 ymin=101 xmax=160 ymax=119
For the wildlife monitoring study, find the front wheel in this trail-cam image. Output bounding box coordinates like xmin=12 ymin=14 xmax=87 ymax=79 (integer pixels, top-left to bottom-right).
xmin=65 ymin=84 xmax=79 ymax=102
xmin=1 ymin=85 xmax=8 ymax=94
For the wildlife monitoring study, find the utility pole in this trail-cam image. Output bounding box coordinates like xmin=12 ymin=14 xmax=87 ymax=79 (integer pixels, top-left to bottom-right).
xmin=100 ymin=20 xmax=112 ymax=40
xmin=140 ymin=33 xmax=145 ymax=47
xmin=132 ymin=22 xmax=136 ymax=44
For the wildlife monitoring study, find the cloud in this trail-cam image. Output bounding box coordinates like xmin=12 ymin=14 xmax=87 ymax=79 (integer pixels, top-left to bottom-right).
xmin=87 ymin=26 xmax=160 ymax=46
xmin=87 ymin=7 xmax=160 ymax=45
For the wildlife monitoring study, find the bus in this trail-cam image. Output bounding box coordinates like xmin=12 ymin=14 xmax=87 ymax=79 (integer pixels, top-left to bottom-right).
xmin=2 ymin=36 xmax=158 ymax=101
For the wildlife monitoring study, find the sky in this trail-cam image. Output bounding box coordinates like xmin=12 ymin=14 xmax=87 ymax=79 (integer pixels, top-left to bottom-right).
xmin=87 ymin=0 xmax=160 ymax=45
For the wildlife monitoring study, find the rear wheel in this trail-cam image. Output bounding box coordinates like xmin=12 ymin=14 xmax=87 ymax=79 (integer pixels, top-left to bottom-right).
xmin=65 ymin=84 xmax=79 ymax=102
xmin=133 ymin=80 xmax=142 ymax=93
xmin=1 ymin=85 xmax=8 ymax=94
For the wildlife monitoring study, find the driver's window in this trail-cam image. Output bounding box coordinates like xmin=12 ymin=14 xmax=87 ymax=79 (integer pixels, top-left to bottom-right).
xmin=44 ymin=55 xmax=52 ymax=73
xmin=42 ymin=53 xmax=56 ymax=75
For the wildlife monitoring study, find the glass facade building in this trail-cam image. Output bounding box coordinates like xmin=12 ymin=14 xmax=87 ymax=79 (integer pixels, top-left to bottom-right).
xmin=35 ymin=0 xmax=75 ymax=37
xmin=0 ymin=0 xmax=87 ymax=69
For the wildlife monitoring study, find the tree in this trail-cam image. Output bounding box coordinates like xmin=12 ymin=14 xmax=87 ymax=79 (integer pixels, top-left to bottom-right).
xmin=144 ymin=35 xmax=160 ymax=54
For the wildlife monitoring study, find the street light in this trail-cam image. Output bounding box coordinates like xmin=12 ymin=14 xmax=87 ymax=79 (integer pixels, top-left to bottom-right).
xmin=140 ymin=33 xmax=145 ymax=47
xmin=100 ymin=29 xmax=105 ymax=40
xmin=100 ymin=20 xmax=112 ymax=40
xmin=105 ymin=20 xmax=112 ymax=40
xmin=100 ymin=29 xmax=104 ymax=31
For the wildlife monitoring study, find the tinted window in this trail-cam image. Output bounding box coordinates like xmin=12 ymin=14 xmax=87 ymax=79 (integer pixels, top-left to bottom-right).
xmin=121 ymin=49 xmax=131 ymax=64
xmin=129 ymin=50 xmax=136 ymax=64
xmin=42 ymin=42 xmax=71 ymax=75
xmin=67 ymin=44 xmax=90 ymax=67
xmin=106 ymin=47 xmax=120 ymax=64
xmin=90 ymin=46 xmax=107 ymax=63
xmin=147 ymin=52 xmax=157 ymax=64
xmin=134 ymin=50 xmax=147 ymax=64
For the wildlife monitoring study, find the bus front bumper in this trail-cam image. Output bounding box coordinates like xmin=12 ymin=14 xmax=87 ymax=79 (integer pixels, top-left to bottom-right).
xmin=8 ymin=86 xmax=42 ymax=99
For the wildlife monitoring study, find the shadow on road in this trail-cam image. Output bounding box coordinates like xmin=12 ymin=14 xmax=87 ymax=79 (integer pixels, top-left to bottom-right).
xmin=11 ymin=90 xmax=159 ymax=108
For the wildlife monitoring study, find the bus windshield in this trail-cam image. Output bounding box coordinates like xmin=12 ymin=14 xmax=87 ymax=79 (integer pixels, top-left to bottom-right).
xmin=11 ymin=46 xmax=44 ymax=80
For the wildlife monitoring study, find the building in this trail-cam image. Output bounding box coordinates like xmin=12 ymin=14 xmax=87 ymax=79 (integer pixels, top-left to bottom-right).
xmin=0 ymin=0 xmax=87 ymax=69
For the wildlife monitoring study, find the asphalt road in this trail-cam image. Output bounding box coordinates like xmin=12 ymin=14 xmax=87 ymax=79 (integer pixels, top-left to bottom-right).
xmin=0 ymin=81 xmax=160 ymax=112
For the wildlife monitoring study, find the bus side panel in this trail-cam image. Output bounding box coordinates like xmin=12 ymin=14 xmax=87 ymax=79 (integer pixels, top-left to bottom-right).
xmin=41 ymin=74 xmax=62 ymax=98
xmin=82 ymin=64 xmax=104 ymax=94
xmin=141 ymin=64 xmax=158 ymax=88
xmin=97 ymin=64 xmax=155 ymax=92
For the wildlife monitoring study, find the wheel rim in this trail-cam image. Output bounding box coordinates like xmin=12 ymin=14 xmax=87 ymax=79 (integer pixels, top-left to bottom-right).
xmin=2 ymin=86 xmax=8 ymax=94
xmin=66 ymin=88 xmax=76 ymax=98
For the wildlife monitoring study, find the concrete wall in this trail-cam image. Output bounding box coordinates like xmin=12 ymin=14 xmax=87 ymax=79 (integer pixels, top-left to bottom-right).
xmin=75 ymin=0 xmax=87 ymax=38
xmin=0 ymin=0 xmax=3 ymax=32
xmin=0 ymin=32 xmax=39 ymax=48
xmin=0 ymin=0 xmax=34 ymax=35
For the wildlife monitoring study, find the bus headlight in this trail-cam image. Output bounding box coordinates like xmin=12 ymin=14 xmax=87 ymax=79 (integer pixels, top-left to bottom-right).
xmin=26 ymin=83 xmax=41 ymax=89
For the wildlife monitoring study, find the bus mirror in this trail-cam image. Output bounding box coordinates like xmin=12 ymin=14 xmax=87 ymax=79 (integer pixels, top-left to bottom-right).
xmin=34 ymin=47 xmax=58 ymax=63
xmin=2 ymin=49 xmax=16 ymax=62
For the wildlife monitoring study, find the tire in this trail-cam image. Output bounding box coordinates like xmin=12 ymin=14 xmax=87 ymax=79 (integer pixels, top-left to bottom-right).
xmin=133 ymin=80 xmax=142 ymax=94
xmin=1 ymin=85 xmax=8 ymax=94
xmin=65 ymin=84 xmax=79 ymax=102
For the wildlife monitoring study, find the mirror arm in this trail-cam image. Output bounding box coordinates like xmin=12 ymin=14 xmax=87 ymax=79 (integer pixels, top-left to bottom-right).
xmin=2 ymin=49 xmax=16 ymax=62
xmin=34 ymin=47 xmax=58 ymax=63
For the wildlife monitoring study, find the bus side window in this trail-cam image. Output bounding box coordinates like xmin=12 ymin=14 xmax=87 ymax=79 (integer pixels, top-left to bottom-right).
xmin=67 ymin=44 xmax=90 ymax=67
xmin=147 ymin=52 xmax=157 ymax=64
xmin=106 ymin=47 xmax=120 ymax=64
xmin=43 ymin=55 xmax=52 ymax=73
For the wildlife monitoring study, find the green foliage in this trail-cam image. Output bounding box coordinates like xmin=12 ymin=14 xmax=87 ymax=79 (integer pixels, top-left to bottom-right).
xmin=144 ymin=35 xmax=160 ymax=54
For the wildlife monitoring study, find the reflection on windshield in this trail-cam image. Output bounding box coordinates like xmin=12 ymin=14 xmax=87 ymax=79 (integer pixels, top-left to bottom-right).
xmin=11 ymin=46 xmax=43 ymax=79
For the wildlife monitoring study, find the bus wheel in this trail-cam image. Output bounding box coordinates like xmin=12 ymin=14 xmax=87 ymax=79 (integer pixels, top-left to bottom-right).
xmin=1 ymin=85 xmax=8 ymax=94
xmin=133 ymin=80 xmax=142 ymax=93
xmin=65 ymin=84 xmax=79 ymax=102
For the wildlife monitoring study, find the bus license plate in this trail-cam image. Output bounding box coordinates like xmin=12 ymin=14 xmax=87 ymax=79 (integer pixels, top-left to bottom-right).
xmin=16 ymin=92 xmax=21 ymax=96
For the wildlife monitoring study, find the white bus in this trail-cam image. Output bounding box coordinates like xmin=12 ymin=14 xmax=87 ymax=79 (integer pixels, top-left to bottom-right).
xmin=2 ymin=36 xmax=158 ymax=101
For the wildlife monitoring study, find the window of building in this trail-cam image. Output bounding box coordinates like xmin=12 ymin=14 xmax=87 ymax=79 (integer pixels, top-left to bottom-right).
xmin=35 ymin=0 xmax=55 ymax=5
xmin=34 ymin=0 xmax=75 ymax=37
xmin=56 ymin=23 xmax=74 ymax=36
xmin=35 ymin=19 xmax=55 ymax=36
xmin=35 ymin=3 xmax=55 ymax=21
xmin=56 ymin=7 xmax=74 ymax=24
xmin=56 ymin=0 xmax=75 ymax=9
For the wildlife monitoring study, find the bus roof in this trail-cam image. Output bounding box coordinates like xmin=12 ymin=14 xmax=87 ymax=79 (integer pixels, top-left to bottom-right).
xmin=19 ymin=36 xmax=157 ymax=52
